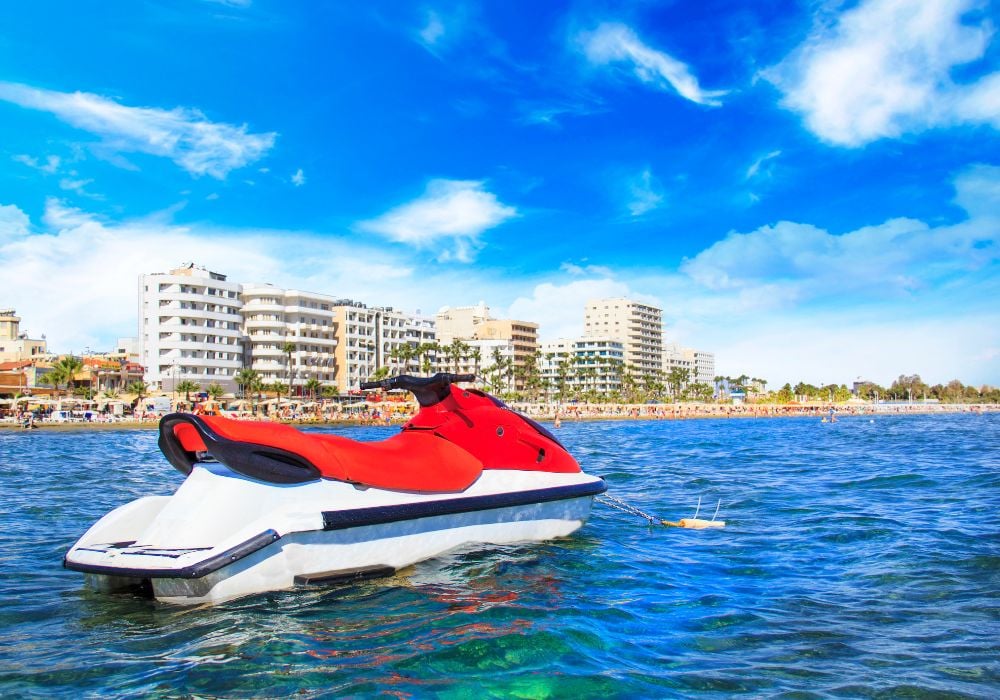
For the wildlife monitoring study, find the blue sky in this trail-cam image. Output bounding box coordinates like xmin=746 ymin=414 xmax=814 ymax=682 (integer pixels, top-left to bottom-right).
xmin=1 ymin=0 xmax=997 ymax=387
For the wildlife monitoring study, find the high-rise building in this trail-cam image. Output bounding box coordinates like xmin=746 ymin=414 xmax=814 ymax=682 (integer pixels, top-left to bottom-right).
xmin=373 ymin=307 xmax=411 ymax=377
xmin=138 ymin=264 xmax=243 ymax=393
xmin=401 ymin=313 xmax=437 ymax=374
xmin=331 ymin=301 xmax=377 ymax=393
xmin=241 ymin=283 xmax=338 ymax=392
xmin=583 ymin=298 xmax=662 ymax=376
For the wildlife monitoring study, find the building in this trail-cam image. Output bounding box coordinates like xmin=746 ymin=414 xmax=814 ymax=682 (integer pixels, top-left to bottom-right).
xmin=0 ymin=308 xmax=47 ymax=362
xmin=687 ymin=349 xmax=715 ymax=386
xmin=401 ymin=313 xmax=437 ymax=374
xmin=583 ymin=298 xmax=662 ymax=376
xmin=475 ymin=318 xmax=539 ymax=377
xmin=240 ymin=283 xmax=338 ymax=393
xmin=540 ymin=337 xmax=625 ymax=398
xmin=138 ymin=264 xmax=244 ymax=393
xmin=331 ymin=301 xmax=377 ymax=393
xmin=662 ymin=342 xmax=695 ymax=394
xmin=435 ymin=304 xmax=539 ymax=392
xmin=373 ymin=307 xmax=411 ymax=377
xmin=434 ymin=302 xmax=490 ymax=346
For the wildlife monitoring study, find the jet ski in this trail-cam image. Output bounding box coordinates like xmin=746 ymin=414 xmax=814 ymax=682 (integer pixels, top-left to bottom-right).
xmin=64 ymin=373 xmax=606 ymax=605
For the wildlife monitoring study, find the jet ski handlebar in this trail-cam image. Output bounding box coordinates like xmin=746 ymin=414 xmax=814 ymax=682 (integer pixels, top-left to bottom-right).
xmin=360 ymin=373 xmax=476 ymax=407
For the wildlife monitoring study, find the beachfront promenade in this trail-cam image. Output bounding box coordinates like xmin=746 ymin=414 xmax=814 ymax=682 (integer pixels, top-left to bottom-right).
xmin=2 ymin=400 xmax=996 ymax=429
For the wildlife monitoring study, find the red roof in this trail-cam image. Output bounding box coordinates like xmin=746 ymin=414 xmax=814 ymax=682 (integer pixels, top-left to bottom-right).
xmin=0 ymin=360 xmax=32 ymax=371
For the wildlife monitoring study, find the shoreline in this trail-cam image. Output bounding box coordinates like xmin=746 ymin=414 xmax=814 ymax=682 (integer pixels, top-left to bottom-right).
xmin=3 ymin=402 xmax=996 ymax=431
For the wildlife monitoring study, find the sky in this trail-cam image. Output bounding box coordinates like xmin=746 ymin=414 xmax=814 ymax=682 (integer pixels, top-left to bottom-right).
xmin=0 ymin=0 xmax=997 ymax=388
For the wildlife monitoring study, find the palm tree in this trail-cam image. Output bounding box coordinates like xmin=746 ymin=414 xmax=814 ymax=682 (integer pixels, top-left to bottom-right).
xmin=320 ymin=384 xmax=338 ymax=399
xmin=304 ymin=378 xmax=323 ymax=400
xmin=445 ymin=339 xmax=469 ymax=373
xmin=283 ymin=340 xmax=296 ymax=398
xmin=45 ymin=356 xmax=85 ymax=397
xmin=487 ymin=347 xmax=508 ymax=393
xmin=666 ymin=367 xmax=690 ymax=398
xmin=206 ymin=382 xmax=225 ymax=400
xmin=369 ymin=366 xmax=391 ymax=382
xmin=176 ymin=380 xmax=200 ymax=403
xmin=270 ymin=381 xmax=288 ymax=401
xmin=126 ymin=380 xmax=148 ymax=400
xmin=235 ymin=367 xmax=260 ymax=399
xmin=418 ymin=342 xmax=439 ymax=375
xmin=470 ymin=347 xmax=482 ymax=379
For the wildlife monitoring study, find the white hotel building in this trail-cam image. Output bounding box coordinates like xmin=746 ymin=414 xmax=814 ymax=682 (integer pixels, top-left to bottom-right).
xmin=138 ymin=264 xmax=244 ymax=393
xmin=241 ymin=284 xmax=338 ymax=391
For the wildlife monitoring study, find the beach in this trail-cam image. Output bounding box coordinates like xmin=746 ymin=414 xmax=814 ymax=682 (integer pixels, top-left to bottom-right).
xmin=2 ymin=400 xmax=996 ymax=431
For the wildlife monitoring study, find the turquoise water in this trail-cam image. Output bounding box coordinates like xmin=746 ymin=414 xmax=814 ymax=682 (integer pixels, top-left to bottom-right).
xmin=1 ymin=414 xmax=998 ymax=698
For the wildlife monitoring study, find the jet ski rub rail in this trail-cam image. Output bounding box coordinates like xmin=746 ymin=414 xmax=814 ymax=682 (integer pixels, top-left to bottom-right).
xmin=158 ymin=413 xmax=484 ymax=491
xmin=321 ymin=479 xmax=608 ymax=530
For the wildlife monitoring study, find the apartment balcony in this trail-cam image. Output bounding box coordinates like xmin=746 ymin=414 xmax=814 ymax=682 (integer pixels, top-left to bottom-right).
xmin=249 ymin=346 xmax=286 ymax=358
xmin=160 ymin=340 xmax=244 ymax=353
xmin=241 ymin=299 xmax=285 ymax=311
xmin=244 ymin=319 xmax=286 ymax=331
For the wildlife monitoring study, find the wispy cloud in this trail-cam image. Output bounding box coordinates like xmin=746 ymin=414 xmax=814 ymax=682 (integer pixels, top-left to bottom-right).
xmin=518 ymin=101 xmax=604 ymax=128
xmin=746 ymin=150 xmax=781 ymax=180
xmin=358 ymin=179 xmax=517 ymax=262
xmin=626 ymin=167 xmax=664 ymax=216
xmin=0 ymin=81 xmax=276 ymax=178
xmin=764 ymin=0 xmax=999 ymax=146
xmin=417 ymin=9 xmax=446 ymax=48
xmin=560 ymin=261 xmax=614 ymax=277
xmin=201 ymin=0 xmax=252 ymax=7
xmin=13 ymin=153 xmax=61 ymax=174
xmin=578 ymin=22 xmax=727 ymax=106
xmin=291 ymin=168 xmax=306 ymax=187
xmin=58 ymin=176 xmax=97 ymax=197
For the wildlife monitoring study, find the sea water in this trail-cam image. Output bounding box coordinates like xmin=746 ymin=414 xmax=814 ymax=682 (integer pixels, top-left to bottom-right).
xmin=0 ymin=413 xmax=997 ymax=698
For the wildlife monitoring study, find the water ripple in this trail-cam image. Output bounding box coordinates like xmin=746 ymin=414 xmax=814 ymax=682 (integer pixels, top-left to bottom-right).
xmin=0 ymin=414 xmax=998 ymax=697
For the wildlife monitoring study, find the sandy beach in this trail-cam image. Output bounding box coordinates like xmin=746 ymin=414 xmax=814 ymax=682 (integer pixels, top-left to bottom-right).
xmin=3 ymin=401 xmax=995 ymax=431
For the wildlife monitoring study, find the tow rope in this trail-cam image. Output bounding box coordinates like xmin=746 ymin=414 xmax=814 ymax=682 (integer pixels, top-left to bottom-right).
xmin=596 ymin=493 xmax=726 ymax=529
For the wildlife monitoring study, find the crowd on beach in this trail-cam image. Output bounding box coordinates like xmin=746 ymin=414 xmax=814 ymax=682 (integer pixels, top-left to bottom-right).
xmin=2 ymin=396 xmax=996 ymax=429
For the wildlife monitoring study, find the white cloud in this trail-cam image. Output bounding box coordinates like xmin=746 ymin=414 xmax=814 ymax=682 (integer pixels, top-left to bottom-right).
xmin=506 ymin=277 xmax=639 ymax=342
xmin=418 ymin=10 xmax=446 ymax=47
xmin=58 ymin=177 xmax=95 ymax=196
xmin=746 ymin=150 xmax=781 ymax=180
xmin=0 ymin=81 xmax=276 ymax=178
xmin=578 ymin=22 xmax=726 ymax=106
xmin=698 ymin=312 xmax=999 ymax=389
xmin=0 ymin=204 xmax=31 ymax=242
xmin=291 ymin=168 xmax=306 ymax=187
xmin=13 ymin=154 xmax=61 ymax=174
xmin=0 ymin=200 xmax=431 ymax=352
xmin=560 ymin=261 xmax=614 ymax=277
xmin=626 ymin=168 xmax=664 ymax=216
xmin=765 ymin=0 xmax=999 ymax=146
xmin=663 ymin=164 xmax=1000 ymax=384
xmin=358 ymin=179 xmax=517 ymax=262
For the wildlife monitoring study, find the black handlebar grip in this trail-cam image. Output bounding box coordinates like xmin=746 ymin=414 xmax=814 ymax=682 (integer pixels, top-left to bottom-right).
xmin=359 ymin=373 xmax=476 ymax=406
